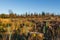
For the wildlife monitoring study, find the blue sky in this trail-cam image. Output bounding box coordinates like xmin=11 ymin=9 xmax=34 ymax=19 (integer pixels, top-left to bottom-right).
xmin=0 ymin=0 xmax=60 ymax=15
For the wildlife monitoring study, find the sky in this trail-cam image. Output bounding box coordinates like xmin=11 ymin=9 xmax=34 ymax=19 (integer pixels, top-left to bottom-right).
xmin=0 ymin=0 xmax=60 ymax=15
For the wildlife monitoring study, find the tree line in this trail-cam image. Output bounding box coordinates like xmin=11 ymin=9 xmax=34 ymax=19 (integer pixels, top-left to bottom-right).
xmin=0 ymin=10 xmax=59 ymax=18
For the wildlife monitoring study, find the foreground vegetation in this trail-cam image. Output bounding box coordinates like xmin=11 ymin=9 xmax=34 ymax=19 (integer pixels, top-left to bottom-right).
xmin=0 ymin=11 xmax=60 ymax=40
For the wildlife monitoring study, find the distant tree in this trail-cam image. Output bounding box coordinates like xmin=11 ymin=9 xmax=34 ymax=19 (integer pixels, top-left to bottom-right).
xmin=42 ymin=12 xmax=45 ymax=16
xmin=26 ymin=12 xmax=28 ymax=17
xmin=0 ymin=13 xmax=6 ymax=18
xmin=51 ymin=13 xmax=54 ymax=17
xmin=8 ymin=10 xmax=14 ymax=18
xmin=9 ymin=10 xmax=13 ymax=14
xmin=20 ymin=14 xmax=23 ymax=18
xmin=14 ymin=13 xmax=17 ymax=18
xmin=31 ymin=13 xmax=33 ymax=16
xmin=27 ymin=14 xmax=30 ymax=17
xmin=46 ymin=13 xmax=50 ymax=15
xmin=34 ymin=12 xmax=38 ymax=16
xmin=9 ymin=10 xmax=17 ymax=18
